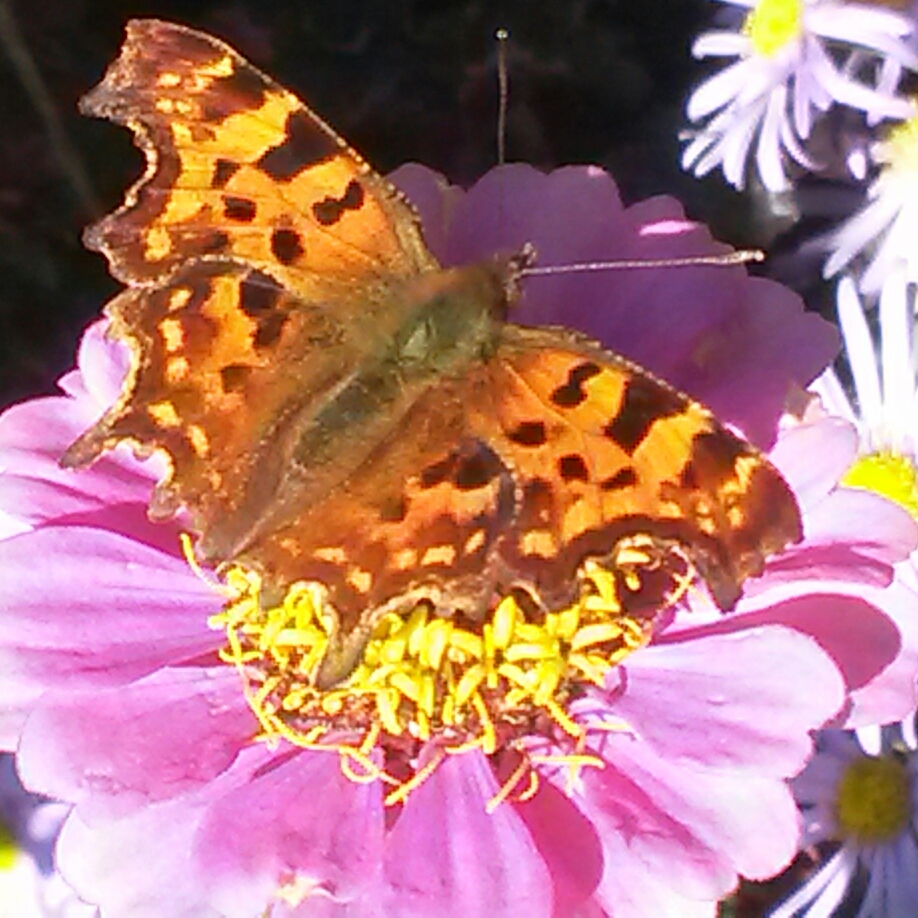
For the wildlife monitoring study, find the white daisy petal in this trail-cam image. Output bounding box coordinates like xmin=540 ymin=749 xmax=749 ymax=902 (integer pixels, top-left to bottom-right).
xmin=825 ymin=190 xmax=908 ymax=282
xmin=769 ymin=848 xmax=855 ymax=918
xmin=810 ymin=367 xmax=857 ymax=424
xmin=879 ymin=268 xmax=914 ymax=438
xmin=904 ymin=715 xmax=918 ymax=750
xmin=686 ymin=58 xmax=755 ymax=120
xmin=837 ymin=276 xmax=883 ymax=425
xmin=860 ymin=833 xmax=918 ymax=916
xmin=692 ymin=31 xmax=751 ymax=58
xmin=854 ymin=722 xmax=882 ymax=755
xmin=722 ymin=99 xmax=767 ymax=188
xmin=813 ymin=56 xmax=916 ymax=122
xmin=779 ymin=107 xmax=820 ymax=169
xmin=809 ymin=8 xmax=918 ymax=62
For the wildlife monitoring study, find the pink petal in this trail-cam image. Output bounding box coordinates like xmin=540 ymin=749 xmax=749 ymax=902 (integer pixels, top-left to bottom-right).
xmin=507 ymin=764 xmax=604 ymax=911
xmin=579 ymin=739 xmax=799 ymax=914
xmin=382 ymin=750 xmax=554 ymax=917
xmin=197 ymin=747 xmax=385 ymax=915
xmin=55 ymin=747 xmax=276 ymax=916
xmin=613 ymin=626 xmax=843 ymax=772
xmin=768 ymin=418 xmax=857 ymax=512
xmin=58 ymin=321 xmax=130 ymax=409
xmin=18 ymin=667 xmax=254 ymax=819
xmin=0 ymin=527 xmax=219 ymax=694
xmin=696 ymin=594 xmax=901 ymax=725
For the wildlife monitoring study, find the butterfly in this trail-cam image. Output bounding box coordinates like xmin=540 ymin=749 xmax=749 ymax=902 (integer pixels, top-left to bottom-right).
xmin=63 ymin=20 xmax=802 ymax=688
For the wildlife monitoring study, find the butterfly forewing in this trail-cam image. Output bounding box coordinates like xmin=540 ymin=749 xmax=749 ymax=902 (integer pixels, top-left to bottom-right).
xmin=81 ymin=19 xmax=436 ymax=292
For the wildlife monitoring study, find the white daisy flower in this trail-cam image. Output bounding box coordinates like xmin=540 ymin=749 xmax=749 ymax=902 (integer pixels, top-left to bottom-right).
xmin=813 ymin=272 xmax=918 ymax=471
xmin=682 ymin=0 xmax=918 ymax=192
xmin=769 ymin=721 xmax=918 ymax=917
xmin=825 ymin=114 xmax=918 ymax=296
xmin=0 ymin=756 xmax=97 ymax=918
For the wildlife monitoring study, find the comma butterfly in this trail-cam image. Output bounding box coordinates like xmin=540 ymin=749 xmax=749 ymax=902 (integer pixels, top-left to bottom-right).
xmin=63 ymin=20 xmax=801 ymax=689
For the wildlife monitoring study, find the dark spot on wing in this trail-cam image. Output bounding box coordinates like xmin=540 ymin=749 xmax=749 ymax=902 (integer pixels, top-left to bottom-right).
xmin=420 ymin=455 xmax=456 ymax=489
xmin=201 ymin=66 xmax=268 ymax=121
xmin=679 ymin=462 xmax=699 ymax=489
xmin=200 ymin=230 xmax=230 ymax=254
xmin=550 ymin=362 xmax=601 ymax=408
xmin=517 ymin=477 xmax=555 ymax=528
xmin=455 ymin=448 xmax=503 ymax=491
xmin=600 ymin=467 xmax=638 ymax=490
xmin=257 ymin=111 xmax=339 ymax=181
xmin=379 ymin=494 xmax=409 ymax=523
xmin=508 ymin=420 xmax=547 ymax=447
xmin=689 ymin=431 xmax=748 ymax=484
xmin=312 ymin=179 xmax=365 ymax=226
xmin=558 ymin=454 xmax=589 ymax=482
xmin=254 ymin=312 xmax=288 ymax=348
xmin=239 ymin=271 xmax=284 ymax=317
xmin=213 ymin=159 xmax=240 ymax=188
xmin=603 ymin=377 xmax=686 ymax=454
xmin=270 ymin=227 xmax=304 ymax=265
xmin=223 ymin=196 xmax=256 ymax=222
xmin=220 ymin=364 xmax=251 ymax=392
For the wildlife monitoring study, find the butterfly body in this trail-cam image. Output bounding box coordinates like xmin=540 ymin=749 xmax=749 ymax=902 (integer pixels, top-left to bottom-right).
xmin=64 ymin=20 xmax=802 ymax=688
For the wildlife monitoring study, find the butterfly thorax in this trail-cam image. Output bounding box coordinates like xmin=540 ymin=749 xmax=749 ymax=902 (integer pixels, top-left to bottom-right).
xmin=200 ymin=258 xmax=512 ymax=565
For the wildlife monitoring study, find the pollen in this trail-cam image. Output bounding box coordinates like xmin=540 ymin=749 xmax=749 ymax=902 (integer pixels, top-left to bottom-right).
xmin=743 ymin=0 xmax=803 ymax=57
xmin=842 ymin=450 xmax=918 ymax=520
xmin=882 ymin=112 xmax=918 ymax=173
xmin=208 ymin=547 xmax=681 ymax=806
xmin=834 ymin=752 xmax=912 ymax=843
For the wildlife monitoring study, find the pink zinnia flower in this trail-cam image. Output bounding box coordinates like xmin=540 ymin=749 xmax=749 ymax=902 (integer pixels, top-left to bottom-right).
xmin=0 ymin=166 xmax=910 ymax=916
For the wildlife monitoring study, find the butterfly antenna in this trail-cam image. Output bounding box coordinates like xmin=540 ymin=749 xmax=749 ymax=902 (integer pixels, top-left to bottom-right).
xmin=496 ymin=28 xmax=509 ymax=167
xmin=520 ymin=249 xmax=764 ymax=277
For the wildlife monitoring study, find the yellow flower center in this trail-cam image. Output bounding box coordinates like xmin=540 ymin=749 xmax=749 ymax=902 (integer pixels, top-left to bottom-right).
xmin=878 ymin=113 xmax=918 ymax=173
xmin=207 ymin=535 xmax=691 ymax=806
xmin=841 ymin=451 xmax=918 ymax=519
xmin=834 ymin=752 xmax=912 ymax=843
xmin=743 ymin=0 xmax=804 ymax=57
xmin=0 ymin=819 xmax=16 ymax=871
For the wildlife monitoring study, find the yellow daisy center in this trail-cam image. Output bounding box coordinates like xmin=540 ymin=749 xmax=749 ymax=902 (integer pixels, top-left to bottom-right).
xmin=842 ymin=451 xmax=918 ymax=519
xmin=207 ymin=535 xmax=692 ymax=806
xmin=0 ymin=819 xmax=17 ymax=871
xmin=743 ymin=0 xmax=804 ymax=57
xmin=879 ymin=112 xmax=918 ymax=173
xmin=834 ymin=752 xmax=913 ymax=843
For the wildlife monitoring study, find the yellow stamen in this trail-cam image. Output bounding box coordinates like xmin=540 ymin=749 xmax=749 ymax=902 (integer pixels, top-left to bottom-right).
xmin=486 ymin=755 xmax=535 ymax=813
xmin=743 ymin=0 xmax=804 ymax=57
xmin=384 ymin=748 xmax=447 ymax=807
xmin=842 ymin=451 xmax=918 ymax=519
xmin=529 ymin=751 xmax=606 ymax=796
xmin=207 ymin=535 xmax=685 ymax=806
xmin=834 ymin=752 xmax=912 ymax=843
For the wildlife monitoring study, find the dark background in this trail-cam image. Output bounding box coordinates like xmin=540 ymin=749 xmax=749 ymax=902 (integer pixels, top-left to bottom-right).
xmin=0 ymin=0 xmax=753 ymax=411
